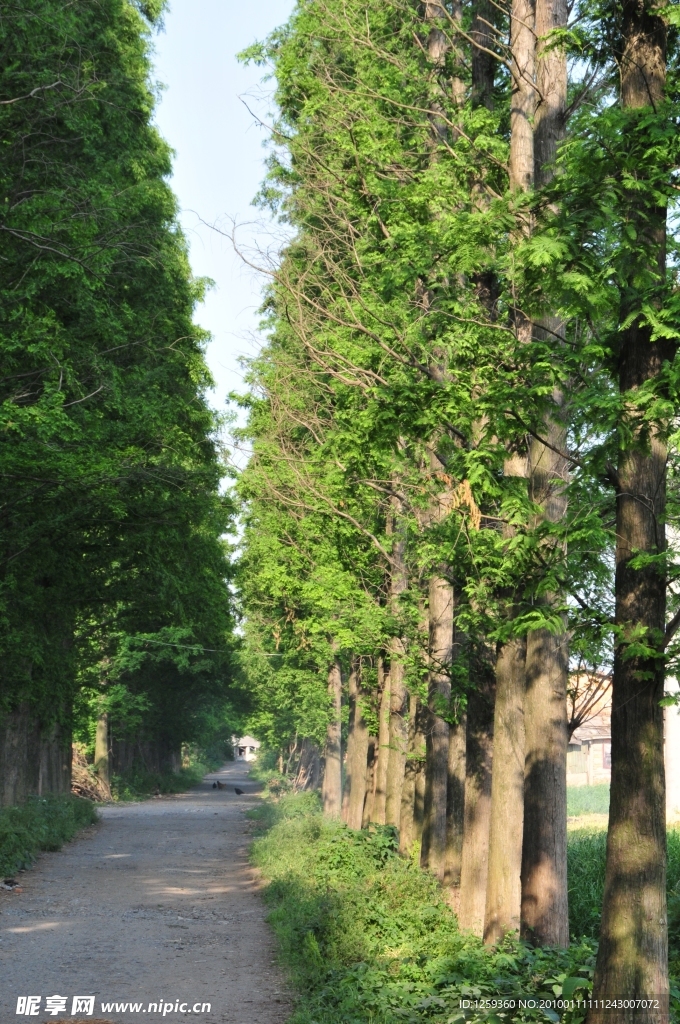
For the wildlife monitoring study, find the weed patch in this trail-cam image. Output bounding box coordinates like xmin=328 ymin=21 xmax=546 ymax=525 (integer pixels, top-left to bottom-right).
xmin=566 ymin=786 xmax=609 ymax=818
xmin=0 ymin=795 xmax=97 ymax=875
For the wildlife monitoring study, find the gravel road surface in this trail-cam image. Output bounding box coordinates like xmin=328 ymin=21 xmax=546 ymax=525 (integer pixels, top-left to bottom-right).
xmin=0 ymin=763 xmax=290 ymax=1024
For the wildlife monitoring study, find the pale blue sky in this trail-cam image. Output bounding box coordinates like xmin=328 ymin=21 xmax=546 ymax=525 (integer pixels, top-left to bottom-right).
xmin=152 ymin=0 xmax=295 ymax=413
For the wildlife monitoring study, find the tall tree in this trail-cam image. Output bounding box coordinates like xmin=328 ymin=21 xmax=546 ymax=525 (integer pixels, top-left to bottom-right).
xmin=588 ymin=2 xmax=670 ymax=1017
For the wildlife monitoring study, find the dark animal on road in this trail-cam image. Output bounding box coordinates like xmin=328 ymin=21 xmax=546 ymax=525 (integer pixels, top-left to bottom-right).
xmin=234 ymin=787 xmax=244 ymax=795
xmin=216 ymin=780 xmax=227 ymax=790
xmin=212 ymin=782 xmax=217 ymax=789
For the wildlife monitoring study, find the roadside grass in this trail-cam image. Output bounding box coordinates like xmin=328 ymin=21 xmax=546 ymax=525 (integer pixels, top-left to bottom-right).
xmin=251 ymin=795 xmax=680 ymax=1023
xmin=566 ymin=786 xmax=609 ymax=817
xmin=0 ymin=795 xmax=98 ymax=875
xmin=250 ymin=795 xmax=599 ymax=1024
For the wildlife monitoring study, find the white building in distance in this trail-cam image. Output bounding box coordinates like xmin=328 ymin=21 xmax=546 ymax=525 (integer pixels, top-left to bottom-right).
xmin=232 ymin=735 xmax=260 ymax=762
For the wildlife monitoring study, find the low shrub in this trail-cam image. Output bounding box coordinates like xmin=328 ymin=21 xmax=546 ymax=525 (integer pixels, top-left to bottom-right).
xmin=566 ymin=786 xmax=609 ymax=817
xmin=0 ymin=795 xmax=98 ymax=875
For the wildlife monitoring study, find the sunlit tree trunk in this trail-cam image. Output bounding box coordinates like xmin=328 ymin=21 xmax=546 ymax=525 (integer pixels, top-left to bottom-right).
xmin=322 ymin=658 xmax=342 ymax=817
xmin=587 ymin=5 xmax=669 ymax=1020
xmin=484 ymin=637 xmax=525 ymax=941
xmin=520 ymin=0 xmax=570 ymax=948
xmin=344 ymin=662 xmax=369 ymax=830
xmin=94 ymin=712 xmax=111 ymax=799
xmin=421 ymin=574 xmax=453 ymax=879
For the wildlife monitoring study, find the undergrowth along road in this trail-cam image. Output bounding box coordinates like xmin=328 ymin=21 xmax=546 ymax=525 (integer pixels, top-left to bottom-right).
xmin=250 ymin=793 xmax=680 ymax=1024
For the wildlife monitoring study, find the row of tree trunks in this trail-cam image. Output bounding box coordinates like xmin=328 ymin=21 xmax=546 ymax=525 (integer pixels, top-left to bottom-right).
xmin=0 ymin=706 xmax=71 ymax=806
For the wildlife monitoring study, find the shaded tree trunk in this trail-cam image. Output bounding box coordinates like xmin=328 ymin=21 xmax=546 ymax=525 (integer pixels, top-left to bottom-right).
xmin=484 ymin=636 xmax=525 ymax=942
xmin=373 ymin=657 xmax=391 ymax=824
xmin=0 ymin=705 xmax=40 ymax=806
xmin=362 ymin=736 xmax=377 ymax=827
xmin=342 ymin=660 xmax=358 ymax=821
xmin=444 ymin=713 xmax=466 ymax=886
xmin=399 ymin=694 xmax=426 ymax=853
xmin=421 ymin=574 xmax=453 ymax=879
xmin=38 ymin=723 xmax=72 ymax=796
xmin=588 ymin=6 xmax=670 ymax=1021
xmin=322 ymin=659 xmax=342 ymax=817
xmin=459 ymin=663 xmax=495 ymax=936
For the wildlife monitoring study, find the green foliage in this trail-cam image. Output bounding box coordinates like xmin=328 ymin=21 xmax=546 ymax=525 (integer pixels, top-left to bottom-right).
xmin=0 ymin=796 xmax=97 ymax=875
xmin=566 ymin=786 xmax=610 ymax=817
xmin=110 ymin=762 xmax=209 ymax=801
xmin=0 ymin=0 xmax=237 ymax=758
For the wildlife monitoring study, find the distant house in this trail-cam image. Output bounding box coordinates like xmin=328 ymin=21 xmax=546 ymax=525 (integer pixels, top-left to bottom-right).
xmin=567 ymin=679 xmax=680 ymax=822
xmin=232 ymin=735 xmax=260 ymax=762
xmin=567 ymin=709 xmax=611 ymax=788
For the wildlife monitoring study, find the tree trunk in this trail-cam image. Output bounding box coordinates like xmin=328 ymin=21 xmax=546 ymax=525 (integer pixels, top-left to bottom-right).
xmin=362 ymin=736 xmax=377 ymax=827
xmin=94 ymin=712 xmax=111 ymax=798
xmin=484 ymin=637 xmax=526 ymax=942
xmin=322 ymin=659 xmax=342 ymax=817
xmin=517 ymin=0 xmax=570 ymax=950
xmin=342 ymin=661 xmax=358 ymax=821
xmin=345 ymin=663 xmax=369 ymax=830
xmin=471 ymin=0 xmax=496 ymax=110
xmin=385 ymin=494 xmax=409 ymax=827
xmin=420 ymin=574 xmax=453 ymax=879
xmin=385 ymin=641 xmax=408 ymax=827
xmin=588 ymin=6 xmax=669 ymax=1020
xmin=508 ymin=0 xmax=536 ymax=195
xmin=458 ymin=666 xmax=495 ymax=936
xmin=0 ymin=705 xmax=41 ymax=806
xmin=399 ymin=692 xmax=419 ymax=851
xmin=445 ymin=713 xmax=466 ymax=885
xmin=373 ymin=656 xmax=390 ymax=824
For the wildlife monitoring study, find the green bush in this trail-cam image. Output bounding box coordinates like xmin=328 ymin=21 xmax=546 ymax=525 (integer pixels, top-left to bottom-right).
xmin=566 ymin=786 xmax=610 ymax=817
xmin=0 ymin=795 xmax=98 ymax=875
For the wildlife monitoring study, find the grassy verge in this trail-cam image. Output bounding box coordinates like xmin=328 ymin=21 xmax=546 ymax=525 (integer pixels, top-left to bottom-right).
xmin=250 ymin=795 xmax=603 ymax=1024
xmin=566 ymin=786 xmax=609 ymax=817
xmin=0 ymin=795 xmax=98 ymax=876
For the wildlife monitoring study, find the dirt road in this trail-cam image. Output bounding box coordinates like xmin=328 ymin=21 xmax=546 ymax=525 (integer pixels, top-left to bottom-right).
xmin=0 ymin=763 xmax=290 ymax=1024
